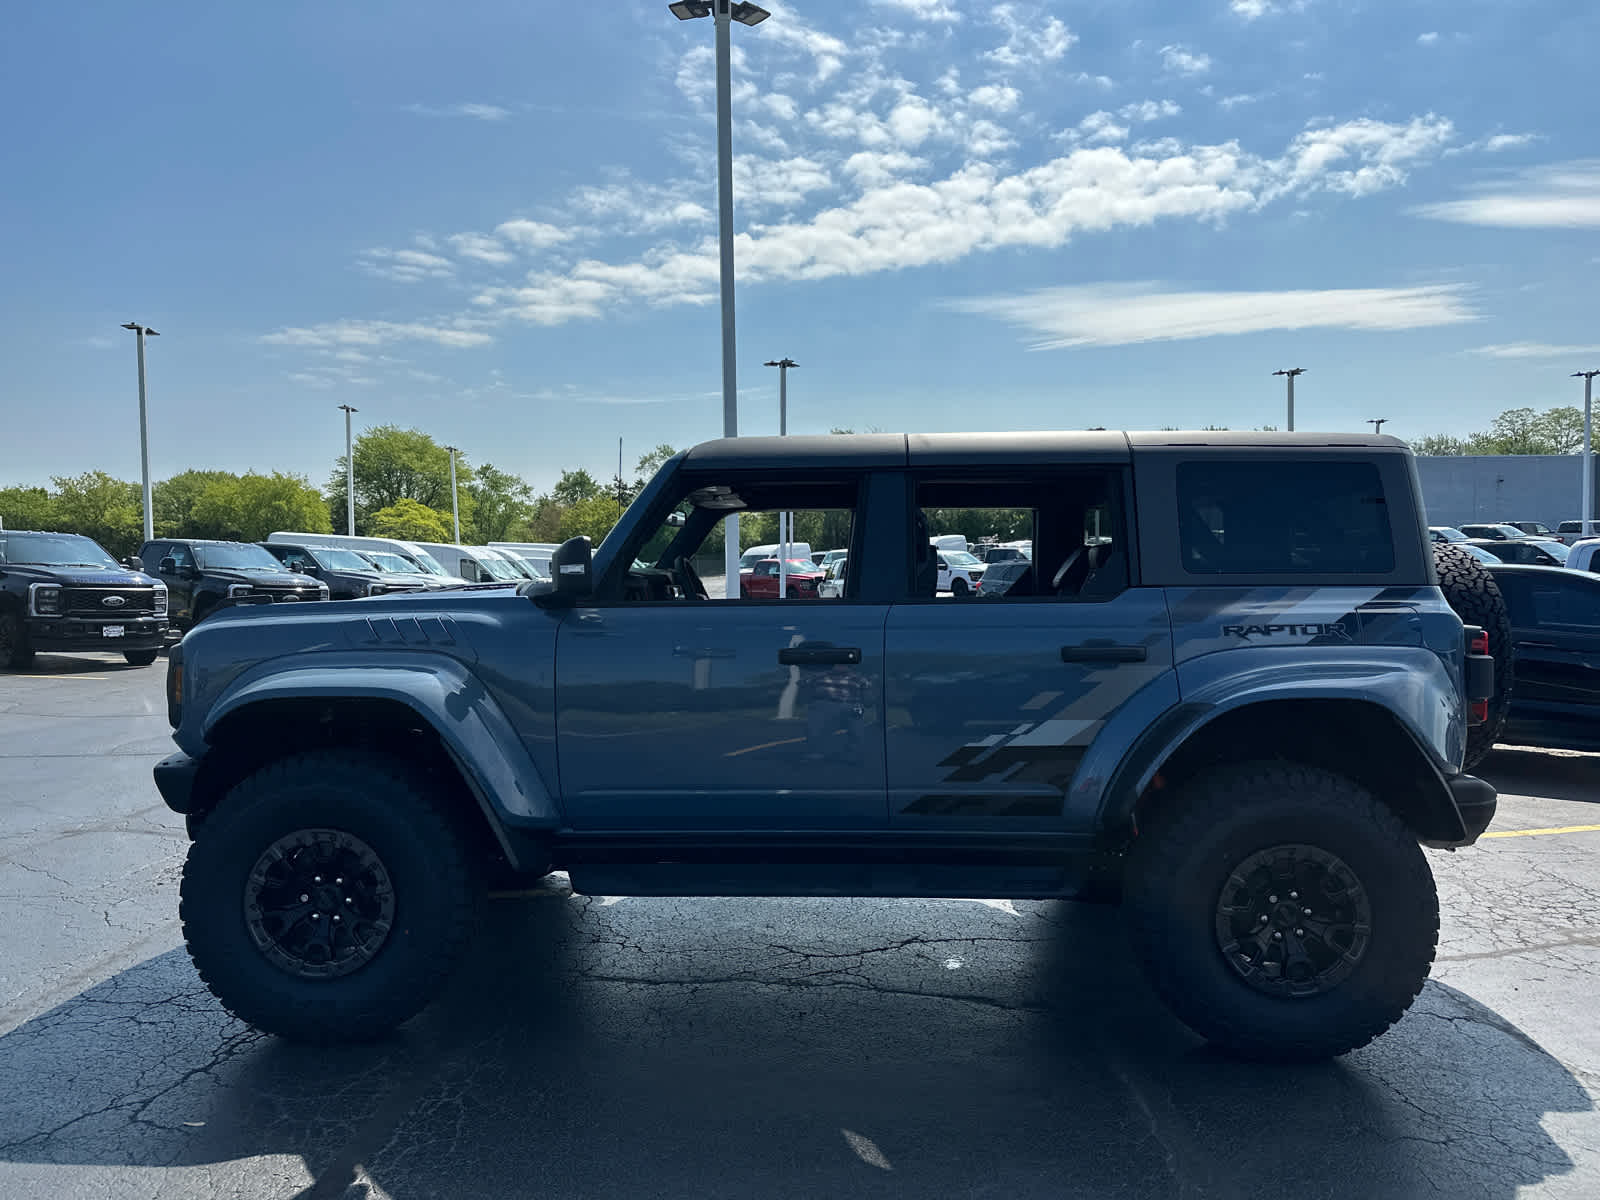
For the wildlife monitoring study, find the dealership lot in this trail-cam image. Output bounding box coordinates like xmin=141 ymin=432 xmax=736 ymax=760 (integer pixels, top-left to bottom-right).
xmin=1 ymin=653 xmax=1597 ymax=1199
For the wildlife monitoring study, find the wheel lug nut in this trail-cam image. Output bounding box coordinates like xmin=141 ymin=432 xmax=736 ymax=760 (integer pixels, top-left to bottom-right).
xmin=300 ymin=894 xmax=309 ymax=903
xmin=314 ymin=876 xmax=322 ymax=883
xmin=1295 ymin=928 xmax=1304 ymax=936
xmin=1303 ymin=907 xmax=1312 ymax=915
xmin=1258 ymin=915 xmax=1268 ymax=923
xmin=335 ymin=877 xmax=343 ymax=885
xmin=345 ymin=897 xmax=353 ymax=905
xmin=1289 ymin=891 xmax=1298 ymax=900
xmin=333 ymin=915 xmax=341 ymax=923
xmin=1268 ymin=895 xmax=1278 ymax=904
xmin=1272 ymin=931 xmax=1283 ymax=940
xmin=311 ymin=912 xmax=320 ymax=920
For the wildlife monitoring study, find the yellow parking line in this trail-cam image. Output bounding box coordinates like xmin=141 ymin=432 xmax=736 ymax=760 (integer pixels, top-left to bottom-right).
xmin=1481 ymin=823 xmax=1600 ymax=840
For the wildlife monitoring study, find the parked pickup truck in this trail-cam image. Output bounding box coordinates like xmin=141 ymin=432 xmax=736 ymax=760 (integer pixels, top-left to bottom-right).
xmin=152 ymin=431 xmax=1499 ymax=1061
xmin=0 ymin=529 xmax=168 ymax=667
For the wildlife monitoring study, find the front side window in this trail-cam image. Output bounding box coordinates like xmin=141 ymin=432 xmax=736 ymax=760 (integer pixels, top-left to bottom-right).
xmin=1178 ymin=461 xmax=1395 ymax=576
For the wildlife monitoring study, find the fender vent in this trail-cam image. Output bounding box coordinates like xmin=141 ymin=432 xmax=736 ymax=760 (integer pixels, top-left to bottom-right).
xmin=355 ymin=616 xmax=458 ymax=647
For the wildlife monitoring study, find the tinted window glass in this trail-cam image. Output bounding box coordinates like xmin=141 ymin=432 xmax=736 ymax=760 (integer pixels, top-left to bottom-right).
xmin=1178 ymin=461 xmax=1395 ymax=575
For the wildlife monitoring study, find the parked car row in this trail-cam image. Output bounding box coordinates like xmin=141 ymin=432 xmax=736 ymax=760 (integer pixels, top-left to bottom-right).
xmin=1429 ymin=525 xmax=1591 ymax=569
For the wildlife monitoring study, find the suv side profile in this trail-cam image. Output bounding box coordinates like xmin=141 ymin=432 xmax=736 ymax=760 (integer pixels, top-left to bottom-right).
xmin=153 ymin=432 xmax=1496 ymax=1062
xmin=260 ymin=542 xmax=428 ymax=600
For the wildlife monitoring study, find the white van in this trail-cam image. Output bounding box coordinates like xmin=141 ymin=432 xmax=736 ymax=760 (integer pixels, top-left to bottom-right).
xmin=738 ymin=542 xmax=813 ymax=572
xmin=489 ymin=541 xmax=558 ymax=576
xmin=267 ymin=532 xmax=457 ymax=581
xmin=929 ymin=533 xmax=968 ymax=554
xmin=412 ymin=542 xmax=524 ymax=585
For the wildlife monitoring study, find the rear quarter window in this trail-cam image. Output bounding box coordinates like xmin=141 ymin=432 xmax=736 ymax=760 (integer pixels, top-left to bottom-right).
xmin=1178 ymin=461 xmax=1395 ymax=576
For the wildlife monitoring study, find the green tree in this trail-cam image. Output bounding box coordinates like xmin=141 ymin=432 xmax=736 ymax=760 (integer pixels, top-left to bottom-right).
xmin=189 ymin=473 xmax=331 ymax=542
xmin=369 ymin=498 xmax=453 ymax=542
xmin=0 ymin=486 xmax=58 ymax=532
xmin=509 ymin=496 xmax=566 ymax=544
xmin=1538 ymin=406 xmax=1585 ymax=454
xmin=633 ymin=444 xmax=679 ymax=486
xmin=552 ymin=468 xmax=601 ymax=506
xmin=1410 ymin=434 xmax=1467 ymax=456
xmin=557 ymin=495 xmax=624 ymax=543
xmin=329 ymin=425 xmax=464 ymax=532
xmin=51 ymin=471 xmax=144 ymax=558
xmin=465 ymin=463 xmax=532 ymax=543
xmin=1485 ymin=407 xmax=1550 ymax=455
xmin=154 ymin=470 xmax=234 ymax=536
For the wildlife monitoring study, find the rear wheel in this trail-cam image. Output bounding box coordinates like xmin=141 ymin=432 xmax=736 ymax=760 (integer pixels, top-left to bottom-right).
xmin=0 ymin=611 xmax=34 ymax=669
xmin=1432 ymin=542 xmax=1512 ymax=771
xmin=180 ymin=749 xmax=482 ymax=1043
xmin=123 ymin=649 xmax=160 ymax=666
xmin=951 ymin=577 xmax=970 ymax=597
xmin=1126 ymin=761 xmax=1438 ymax=1061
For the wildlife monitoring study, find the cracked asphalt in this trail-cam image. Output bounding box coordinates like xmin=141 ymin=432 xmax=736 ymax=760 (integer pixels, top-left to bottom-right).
xmin=2 ymin=651 xmax=1598 ymax=1199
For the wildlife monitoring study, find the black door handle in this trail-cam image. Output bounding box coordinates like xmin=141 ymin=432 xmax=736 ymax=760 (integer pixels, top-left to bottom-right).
xmin=778 ymin=646 xmax=862 ymax=666
xmin=1061 ymin=644 xmax=1146 ymax=664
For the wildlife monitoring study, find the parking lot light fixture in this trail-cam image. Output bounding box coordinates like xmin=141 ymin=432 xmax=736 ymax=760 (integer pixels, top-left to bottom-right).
xmin=121 ymin=323 xmax=160 ymax=544
xmin=1272 ymin=367 xmax=1306 ymax=432
xmin=444 ymin=445 xmax=461 ymax=543
xmin=669 ymin=0 xmax=768 ymax=591
xmin=337 ymin=405 xmax=359 ymax=535
xmin=1574 ymin=371 xmax=1599 ymax=539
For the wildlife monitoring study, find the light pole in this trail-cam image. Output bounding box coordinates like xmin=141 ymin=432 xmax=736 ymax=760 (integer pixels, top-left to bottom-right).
xmin=1272 ymin=367 xmax=1305 ymax=432
xmin=1367 ymin=418 xmax=1388 ymax=435
xmin=444 ymin=445 xmax=461 ymax=542
xmin=671 ymin=0 xmax=770 ymax=592
xmin=337 ymin=405 xmax=359 ymax=534
xmin=765 ymin=358 xmax=798 ymax=596
xmin=121 ymin=322 xmax=159 ymax=543
xmin=1575 ymin=371 xmax=1599 ymax=538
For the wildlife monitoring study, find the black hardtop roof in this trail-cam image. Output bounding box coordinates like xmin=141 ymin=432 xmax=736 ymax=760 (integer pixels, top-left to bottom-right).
xmin=680 ymin=431 xmax=1408 ymax=470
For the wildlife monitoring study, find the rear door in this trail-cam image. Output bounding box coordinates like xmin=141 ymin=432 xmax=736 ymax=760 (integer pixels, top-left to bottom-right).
xmin=1496 ymin=571 xmax=1600 ymax=748
xmin=884 ymin=462 xmax=1176 ymax=833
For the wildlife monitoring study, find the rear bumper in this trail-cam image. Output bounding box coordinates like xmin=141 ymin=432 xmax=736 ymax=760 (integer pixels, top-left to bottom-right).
xmin=153 ymin=751 xmax=201 ymax=814
xmin=1446 ymin=774 xmax=1491 ymax=851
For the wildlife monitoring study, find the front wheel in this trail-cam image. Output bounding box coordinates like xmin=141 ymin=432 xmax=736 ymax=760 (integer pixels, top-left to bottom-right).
xmin=123 ymin=649 xmax=160 ymax=666
xmin=0 ymin=611 xmax=34 ymax=669
xmin=180 ymin=749 xmax=482 ymax=1043
xmin=951 ymin=577 xmax=970 ymax=597
xmin=1125 ymin=762 xmax=1438 ymax=1061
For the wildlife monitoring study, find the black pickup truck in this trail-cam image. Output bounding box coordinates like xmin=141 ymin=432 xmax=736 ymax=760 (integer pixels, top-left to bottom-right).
xmin=0 ymin=529 xmax=168 ymax=668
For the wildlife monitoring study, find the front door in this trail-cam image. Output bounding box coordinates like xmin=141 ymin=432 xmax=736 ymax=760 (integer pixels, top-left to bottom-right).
xmin=555 ymin=604 xmax=889 ymax=830
xmin=155 ymin=542 xmax=197 ymax=626
xmin=1498 ymin=571 xmax=1600 ymax=749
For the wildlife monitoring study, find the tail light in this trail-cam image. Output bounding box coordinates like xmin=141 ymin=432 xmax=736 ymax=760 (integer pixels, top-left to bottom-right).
xmin=1470 ymin=630 xmax=1489 ymax=657
xmin=1470 ymin=699 xmax=1488 ymax=724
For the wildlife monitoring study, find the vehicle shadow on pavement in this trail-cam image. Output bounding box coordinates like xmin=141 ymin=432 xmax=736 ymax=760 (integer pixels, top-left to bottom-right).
xmin=0 ymin=894 xmax=1589 ymax=1200
xmin=1479 ymin=747 xmax=1600 ymax=807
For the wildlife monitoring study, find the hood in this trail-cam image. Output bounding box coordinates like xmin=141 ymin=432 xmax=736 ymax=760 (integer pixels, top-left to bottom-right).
xmin=0 ymin=564 xmax=162 ymax=588
xmin=203 ymin=568 xmax=321 ymax=588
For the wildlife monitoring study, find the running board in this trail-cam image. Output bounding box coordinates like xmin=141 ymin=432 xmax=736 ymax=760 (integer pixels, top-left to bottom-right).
xmin=566 ymin=861 xmax=1092 ymax=900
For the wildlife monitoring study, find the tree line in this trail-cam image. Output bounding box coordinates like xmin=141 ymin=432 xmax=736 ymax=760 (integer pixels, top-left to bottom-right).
xmin=1410 ymin=406 xmax=1588 ymax=457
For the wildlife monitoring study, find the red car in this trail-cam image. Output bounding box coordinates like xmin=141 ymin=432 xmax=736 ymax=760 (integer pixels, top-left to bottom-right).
xmin=740 ymin=558 xmax=826 ymax=598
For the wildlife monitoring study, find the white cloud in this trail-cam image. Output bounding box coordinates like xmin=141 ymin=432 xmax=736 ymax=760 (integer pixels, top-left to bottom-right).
xmin=448 ymin=233 xmax=514 ymax=266
xmin=733 ymin=156 xmax=834 ymax=208
xmin=887 ymin=96 xmax=948 ymax=147
xmin=1415 ymin=161 xmax=1600 ymax=228
xmin=263 ymin=320 xmax=492 ymax=349
xmin=1232 ymin=0 xmax=1275 ymax=18
xmin=869 ymin=0 xmax=961 ymax=21
xmin=1417 ymin=32 xmax=1439 ymax=46
xmin=985 ymin=5 xmax=1076 ymax=69
xmin=1469 ymin=342 xmax=1600 ymax=359
xmin=495 ymin=219 xmax=571 ymax=251
xmin=1120 ymin=99 xmax=1182 ymax=122
xmin=1219 ymin=93 xmax=1261 ymax=110
xmin=358 ymin=247 xmax=455 ymax=283
xmin=842 ymin=150 xmax=928 ymax=187
xmin=947 ymin=282 xmax=1478 ymax=349
xmin=759 ymin=8 xmax=848 ymax=84
xmin=967 ymin=119 xmax=1017 ymax=156
xmin=1077 ymin=111 xmax=1130 ymax=144
xmin=1160 ymin=45 xmax=1212 ymax=75
xmin=1275 ymin=115 xmax=1454 ymax=198
xmin=935 ymin=67 xmax=962 ymax=97
xmin=403 ymin=103 xmax=510 ymax=121
xmin=968 ymin=84 xmax=1020 ymax=113
xmin=1481 ymin=133 xmax=1539 ymax=152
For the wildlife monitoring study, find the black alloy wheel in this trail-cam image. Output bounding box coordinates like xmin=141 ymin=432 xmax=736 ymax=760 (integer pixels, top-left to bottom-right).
xmin=243 ymin=828 xmax=397 ymax=980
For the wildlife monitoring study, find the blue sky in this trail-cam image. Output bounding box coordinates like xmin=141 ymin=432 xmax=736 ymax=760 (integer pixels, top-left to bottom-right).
xmin=4 ymin=0 xmax=1599 ymax=494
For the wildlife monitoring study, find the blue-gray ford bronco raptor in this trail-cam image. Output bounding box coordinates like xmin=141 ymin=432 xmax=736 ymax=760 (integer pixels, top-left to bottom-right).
xmin=153 ymin=431 xmax=1502 ymax=1061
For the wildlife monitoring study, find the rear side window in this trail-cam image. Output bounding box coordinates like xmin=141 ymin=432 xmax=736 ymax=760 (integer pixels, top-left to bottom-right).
xmin=1178 ymin=461 xmax=1395 ymax=576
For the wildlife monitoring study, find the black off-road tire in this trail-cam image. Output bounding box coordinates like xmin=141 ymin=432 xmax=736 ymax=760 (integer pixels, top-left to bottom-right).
xmin=180 ymin=749 xmax=483 ymax=1043
xmin=123 ymin=649 xmax=160 ymax=666
xmin=1432 ymin=542 xmax=1512 ymax=771
xmin=0 ymin=610 xmax=34 ymax=669
xmin=1126 ymin=762 xmax=1438 ymax=1061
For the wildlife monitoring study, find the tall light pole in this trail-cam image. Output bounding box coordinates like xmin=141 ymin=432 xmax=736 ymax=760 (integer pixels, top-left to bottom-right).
xmin=765 ymin=358 xmax=798 ymax=597
xmin=121 ymin=323 xmax=159 ymax=543
xmin=444 ymin=445 xmax=461 ymax=542
xmin=337 ymin=405 xmax=359 ymax=534
xmin=1272 ymin=367 xmax=1305 ymax=432
xmin=1367 ymin=418 xmax=1388 ymax=435
xmin=671 ymin=0 xmax=770 ymax=591
xmin=1575 ymin=371 xmax=1599 ymax=538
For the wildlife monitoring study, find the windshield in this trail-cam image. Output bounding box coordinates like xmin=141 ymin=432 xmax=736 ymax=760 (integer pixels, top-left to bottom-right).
xmin=944 ymin=550 xmax=983 ymax=567
xmin=1540 ymin=541 xmax=1571 ymax=563
xmin=475 ymin=553 xmax=522 ymax=581
xmin=313 ymin=548 xmax=379 ymax=571
xmin=194 ymin=544 xmax=291 ymax=571
xmin=1435 ymin=528 xmax=1468 ymax=542
xmin=360 ymin=551 xmax=425 ymax=574
xmin=410 ymin=550 xmax=451 ymax=576
xmin=0 ymin=532 xmax=120 ymax=568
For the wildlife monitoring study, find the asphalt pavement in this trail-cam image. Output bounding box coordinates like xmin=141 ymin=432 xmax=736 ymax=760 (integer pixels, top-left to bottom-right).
xmin=1 ymin=651 xmax=1598 ymax=1199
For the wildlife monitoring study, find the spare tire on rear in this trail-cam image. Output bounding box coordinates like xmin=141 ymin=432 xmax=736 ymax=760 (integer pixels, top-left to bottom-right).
xmin=1432 ymin=542 xmax=1512 ymax=772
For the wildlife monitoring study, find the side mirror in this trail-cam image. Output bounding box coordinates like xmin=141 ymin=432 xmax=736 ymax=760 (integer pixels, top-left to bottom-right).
xmin=665 ymin=511 xmax=687 ymax=528
xmin=158 ymin=557 xmax=176 ymax=576
xmin=551 ymin=537 xmax=593 ymax=597
xmin=182 ymin=564 xmax=201 ymax=580
xmin=123 ymin=556 xmax=144 ymax=571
